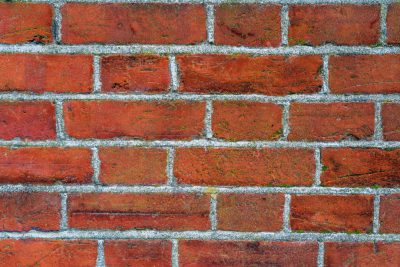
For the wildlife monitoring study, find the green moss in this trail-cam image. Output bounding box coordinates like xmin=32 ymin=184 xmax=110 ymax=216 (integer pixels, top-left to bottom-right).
xmin=321 ymin=165 xmax=328 ymax=172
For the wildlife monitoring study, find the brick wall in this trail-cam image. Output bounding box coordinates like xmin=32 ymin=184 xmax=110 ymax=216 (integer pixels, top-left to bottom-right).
xmin=0 ymin=0 xmax=400 ymax=266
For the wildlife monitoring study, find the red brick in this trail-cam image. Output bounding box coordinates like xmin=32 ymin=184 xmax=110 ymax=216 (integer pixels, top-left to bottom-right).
xmin=325 ymin=242 xmax=400 ymax=267
xmin=214 ymin=4 xmax=281 ymax=47
xmin=62 ymin=3 xmax=206 ymax=44
xmin=0 ymin=3 xmax=53 ymax=44
xmin=0 ymin=192 xmax=60 ymax=231
xmin=380 ymin=194 xmax=400 ymax=233
xmin=99 ymin=147 xmax=167 ymax=185
xmin=174 ymin=148 xmax=315 ymax=186
xmin=291 ymin=195 xmax=374 ymax=233
xmin=288 ymin=103 xmax=375 ymax=141
xmin=382 ymin=103 xmax=400 ymax=141
xmin=0 ymin=147 xmax=93 ymax=184
xmin=179 ymin=240 xmax=318 ymax=267
xmin=217 ymin=194 xmax=284 ymax=232
xmin=0 ymin=54 xmax=93 ymax=93
xmin=321 ymin=148 xmax=400 ymax=187
xmin=213 ymin=102 xmax=283 ymax=141
xmin=330 ymin=55 xmax=400 ymax=94
xmin=0 ymin=239 xmax=97 ymax=266
xmin=101 ymin=55 xmax=170 ymax=93
xmin=177 ymin=54 xmax=322 ymax=95
xmin=0 ymin=101 xmax=56 ymax=140
xmin=289 ymin=5 xmax=380 ymax=46
xmin=387 ymin=4 xmax=400 ymax=44
xmin=105 ymin=240 xmax=172 ymax=267
xmin=63 ymin=101 xmax=205 ymax=140
xmin=68 ymin=193 xmax=210 ymax=230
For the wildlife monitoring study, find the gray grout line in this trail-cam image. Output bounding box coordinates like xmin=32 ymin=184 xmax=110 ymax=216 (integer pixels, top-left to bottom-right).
xmin=60 ymin=193 xmax=68 ymax=230
xmin=210 ymin=194 xmax=218 ymax=231
xmin=91 ymin=147 xmax=102 ymax=185
xmin=55 ymin=100 xmax=67 ymax=140
xmin=314 ymin=148 xmax=322 ymax=187
xmin=166 ymin=148 xmax=176 ymax=186
xmin=52 ymin=2 xmax=63 ymax=44
xmin=205 ymin=100 xmax=213 ymax=139
xmin=96 ymin=240 xmax=106 ymax=267
xmin=373 ymin=194 xmax=381 ymax=234
xmin=280 ymin=5 xmax=289 ymax=46
xmin=171 ymin=239 xmax=179 ymax=267
xmin=93 ymin=55 xmax=102 ymax=93
xmin=317 ymin=242 xmax=324 ymax=267
xmin=374 ymin=102 xmax=383 ymax=140
xmin=283 ymin=194 xmax=291 ymax=233
xmin=206 ymin=4 xmax=215 ymax=44
xmin=169 ymin=55 xmax=179 ymax=92
xmin=380 ymin=3 xmax=388 ymax=45
xmin=281 ymin=102 xmax=290 ymax=140
xmin=321 ymin=55 xmax=330 ymax=94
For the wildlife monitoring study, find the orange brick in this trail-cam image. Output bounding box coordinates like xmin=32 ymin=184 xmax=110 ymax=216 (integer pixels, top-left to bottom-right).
xmin=382 ymin=103 xmax=400 ymax=141
xmin=380 ymin=194 xmax=400 ymax=233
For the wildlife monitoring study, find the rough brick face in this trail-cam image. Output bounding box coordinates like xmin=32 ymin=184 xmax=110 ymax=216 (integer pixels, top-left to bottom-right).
xmin=0 ymin=192 xmax=60 ymax=231
xmin=0 ymin=147 xmax=93 ymax=184
xmin=0 ymin=101 xmax=56 ymax=140
xmin=62 ymin=3 xmax=206 ymax=44
xmin=321 ymin=148 xmax=400 ymax=187
xmin=387 ymin=4 xmax=400 ymax=44
xmin=214 ymin=4 xmax=281 ymax=47
xmin=105 ymin=240 xmax=172 ymax=267
xmin=291 ymin=195 xmax=374 ymax=233
xmin=330 ymin=54 xmax=400 ymax=94
xmin=68 ymin=193 xmax=210 ymax=230
xmin=289 ymin=103 xmax=375 ymax=141
xmin=217 ymin=194 xmax=284 ymax=232
xmin=63 ymin=101 xmax=205 ymax=140
xmin=0 ymin=3 xmax=53 ymax=44
xmin=382 ymin=103 xmax=400 ymax=141
xmin=99 ymin=147 xmax=167 ymax=185
xmin=380 ymin=194 xmax=400 ymax=233
xmin=0 ymin=240 xmax=97 ymax=266
xmin=177 ymin=55 xmax=323 ymax=95
xmin=174 ymin=148 xmax=315 ymax=186
xmin=289 ymin=5 xmax=380 ymax=46
xmin=180 ymin=240 xmax=319 ymax=266
xmin=213 ymin=102 xmax=283 ymax=141
xmin=101 ymin=55 xmax=170 ymax=93
xmin=325 ymin=242 xmax=400 ymax=267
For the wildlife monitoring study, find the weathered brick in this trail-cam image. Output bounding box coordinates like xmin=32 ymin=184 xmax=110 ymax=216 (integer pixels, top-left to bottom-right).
xmin=380 ymin=194 xmax=400 ymax=233
xmin=0 ymin=192 xmax=60 ymax=231
xmin=330 ymin=55 xmax=400 ymax=94
xmin=99 ymin=148 xmax=167 ymax=185
xmin=63 ymin=101 xmax=205 ymax=140
xmin=101 ymin=55 xmax=170 ymax=93
xmin=62 ymin=3 xmax=206 ymax=44
xmin=382 ymin=103 xmax=400 ymax=141
xmin=321 ymin=148 xmax=400 ymax=187
xmin=179 ymin=240 xmax=318 ymax=267
xmin=0 ymin=147 xmax=93 ymax=184
xmin=217 ymin=194 xmax=284 ymax=232
xmin=0 ymin=101 xmax=56 ymax=140
xmin=387 ymin=4 xmax=400 ymax=44
xmin=325 ymin=242 xmax=400 ymax=267
xmin=174 ymin=148 xmax=315 ymax=186
xmin=0 ymin=54 xmax=93 ymax=93
xmin=0 ymin=239 xmax=97 ymax=266
xmin=0 ymin=3 xmax=53 ymax=44
xmin=68 ymin=193 xmax=210 ymax=230
xmin=105 ymin=240 xmax=172 ymax=267
xmin=289 ymin=5 xmax=380 ymax=46
xmin=291 ymin=195 xmax=374 ymax=233
xmin=288 ymin=103 xmax=375 ymax=141
xmin=214 ymin=4 xmax=281 ymax=47
xmin=177 ymin=55 xmax=322 ymax=95
xmin=213 ymin=102 xmax=283 ymax=141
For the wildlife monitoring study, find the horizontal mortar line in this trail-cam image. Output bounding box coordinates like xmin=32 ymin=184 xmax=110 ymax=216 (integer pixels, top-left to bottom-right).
xmin=0 ymin=230 xmax=400 ymax=242
xmin=1 ymin=44 xmax=400 ymax=55
xmin=0 ymin=140 xmax=400 ymax=148
xmin=1 ymin=93 xmax=400 ymax=102
xmin=0 ymin=184 xmax=399 ymax=194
